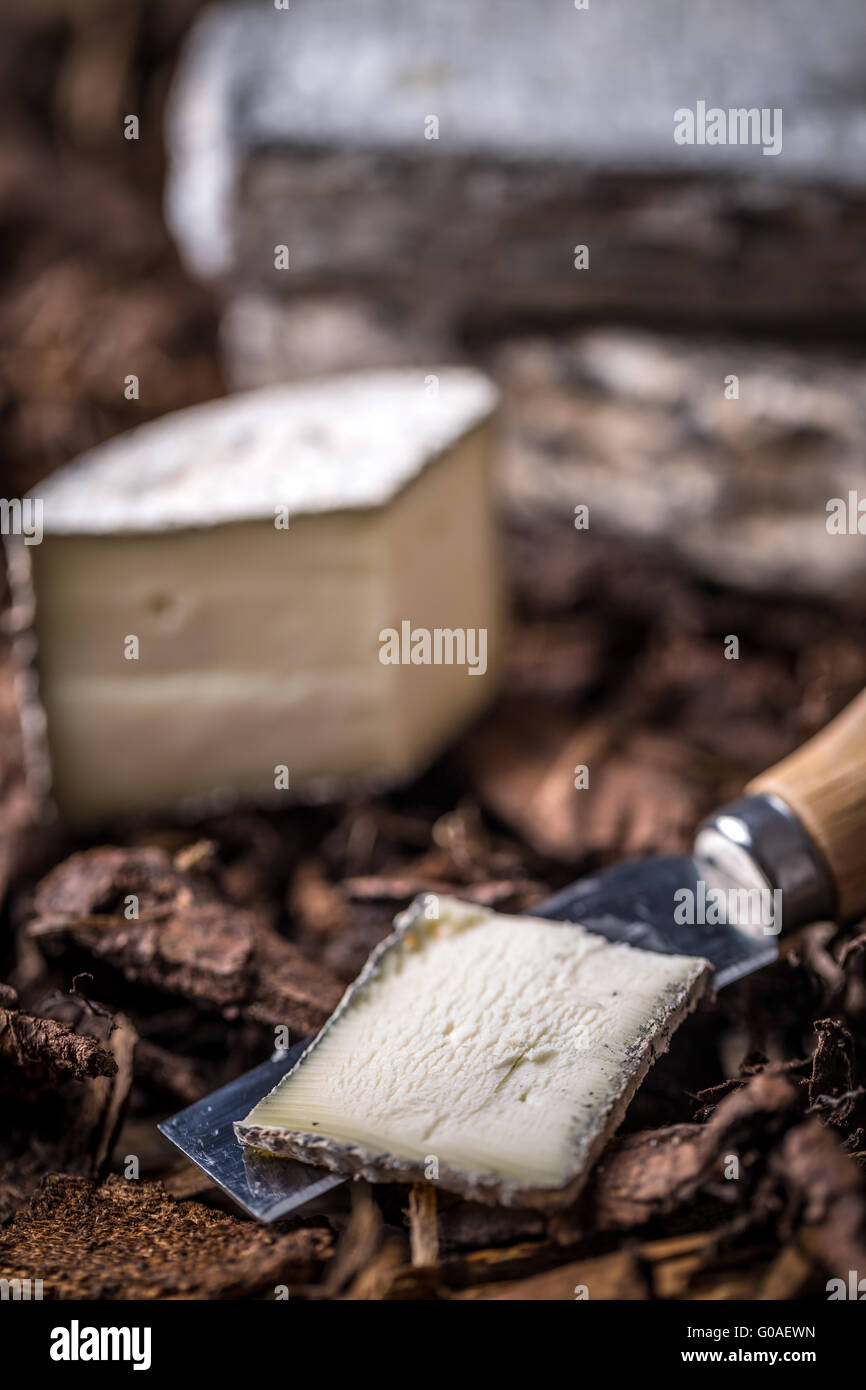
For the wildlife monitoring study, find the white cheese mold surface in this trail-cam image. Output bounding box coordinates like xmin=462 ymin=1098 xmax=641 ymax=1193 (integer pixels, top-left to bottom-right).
xmin=236 ymin=896 xmax=711 ymax=1207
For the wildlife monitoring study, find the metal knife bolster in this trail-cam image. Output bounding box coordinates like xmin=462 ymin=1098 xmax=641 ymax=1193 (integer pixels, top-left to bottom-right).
xmin=695 ymin=793 xmax=835 ymax=932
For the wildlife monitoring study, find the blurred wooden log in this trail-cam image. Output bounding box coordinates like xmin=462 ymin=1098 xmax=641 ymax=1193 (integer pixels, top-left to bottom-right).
xmin=168 ymin=0 xmax=866 ymax=358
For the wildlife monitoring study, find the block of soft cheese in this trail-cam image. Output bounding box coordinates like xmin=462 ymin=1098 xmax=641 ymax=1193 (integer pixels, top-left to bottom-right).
xmin=6 ymin=369 xmax=503 ymax=824
xmin=235 ymin=896 xmax=711 ymax=1208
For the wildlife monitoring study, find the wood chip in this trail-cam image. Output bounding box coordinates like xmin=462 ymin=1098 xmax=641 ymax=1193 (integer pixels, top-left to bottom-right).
xmin=454 ymin=1249 xmax=648 ymax=1301
xmin=407 ymin=1184 xmax=439 ymax=1268
xmin=0 ymin=1003 xmax=117 ymax=1081
xmin=28 ymin=846 xmax=343 ymax=1033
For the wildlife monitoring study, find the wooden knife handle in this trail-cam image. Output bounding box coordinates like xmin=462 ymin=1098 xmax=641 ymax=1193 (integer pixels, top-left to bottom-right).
xmin=748 ymin=688 xmax=866 ymax=921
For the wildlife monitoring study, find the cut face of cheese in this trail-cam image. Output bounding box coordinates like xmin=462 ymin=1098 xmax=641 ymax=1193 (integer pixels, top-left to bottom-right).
xmin=8 ymin=368 xmax=503 ymax=824
xmin=236 ymin=896 xmax=711 ymax=1208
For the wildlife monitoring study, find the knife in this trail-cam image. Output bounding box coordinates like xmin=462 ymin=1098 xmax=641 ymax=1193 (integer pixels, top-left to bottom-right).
xmin=160 ymin=687 xmax=866 ymax=1220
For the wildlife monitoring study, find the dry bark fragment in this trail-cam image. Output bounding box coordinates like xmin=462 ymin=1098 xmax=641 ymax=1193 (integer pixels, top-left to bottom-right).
xmin=583 ymin=733 xmax=712 ymax=859
xmin=28 ymin=846 xmax=343 ymax=1033
xmin=554 ymin=1068 xmax=803 ymax=1244
xmin=462 ymin=700 xmax=613 ymax=862
xmin=808 ymin=1018 xmax=857 ymax=1125
xmin=0 ymin=994 xmax=135 ymax=1217
xmin=690 ymin=1054 xmax=807 ymax=1121
xmin=294 ymin=899 xmax=395 ymax=984
xmin=342 ymin=1238 xmax=407 ymax=1301
xmin=381 ymin=1239 xmax=554 ymax=1298
xmin=454 ymin=1249 xmax=648 ymax=1301
xmin=799 ymin=924 xmax=847 ymax=1004
xmin=437 ymin=1200 xmax=545 ymax=1253
xmin=422 ymin=1239 xmax=555 ymax=1294
xmin=407 ymin=1184 xmax=439 ymax=1268
xmin=699 ymin=1068 xmax=802 ymax=1147
xmin=502 ymin=616 xmax=611 ymax=700
xmin=572 ymin=1124 xmax=706 ymax=1235
xmin=0 ymin=1004 xmax=117 ymax=1081
xmin=756 ymin=1240 xmax=817 ymax=1300
xmin=463 ymin=697 xmax=719 ymax=863
xmin=133 ymin=1038 xmax=208 ymax=1106
xmin=314 ymin=1184 xmax=384 ymax=1299
xmin=289 ymin=857 xmax=350 ymax=938
xmin=644 ymin=1232 xmax=771 ymax=1300
xmin=773 ymin=1119 xmax=866 ymax=1279
xmin=0 ymin=643 xmax=51 ymax=903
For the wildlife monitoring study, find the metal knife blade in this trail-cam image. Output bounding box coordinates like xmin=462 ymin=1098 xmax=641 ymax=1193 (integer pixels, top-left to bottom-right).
xmin=534 ymin=853 xmax=779 ymax=988
xmin=158 ymin=1043 xmax=343 ymax=1221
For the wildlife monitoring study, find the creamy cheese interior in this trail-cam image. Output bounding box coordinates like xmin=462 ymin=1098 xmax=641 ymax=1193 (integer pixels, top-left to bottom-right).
xmin=239 ymin=897 xmax=709 ymax=1190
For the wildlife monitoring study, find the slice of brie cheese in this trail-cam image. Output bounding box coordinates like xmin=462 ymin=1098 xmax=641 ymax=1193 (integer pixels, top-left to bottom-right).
xmin=235 ymin=896 xmax=711 ymax=1208
xmin=7 ymin=368 xmax=503 ymax=824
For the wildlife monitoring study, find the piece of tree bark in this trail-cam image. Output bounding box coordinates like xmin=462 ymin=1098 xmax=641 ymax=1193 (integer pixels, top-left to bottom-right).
xmin=553 ymin=1068 xmax=803 ymax=1243
xmin=808 ymin=1018 xmax=857 ymax=1125
xmin=773 ymin=1119 xmax=866 ymax=1279
xmin=28 ymin=846 xmax=343 ymax=1033
xmin=454 ymin=1249 xmax=648 ymax=1301
xmin=407 ymin=1185 xmax=439 ymax=1268
xmin=0 ymin=1004 xmax=117 ymax=1081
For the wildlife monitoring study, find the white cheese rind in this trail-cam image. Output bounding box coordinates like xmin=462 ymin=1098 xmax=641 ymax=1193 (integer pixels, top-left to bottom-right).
xmin=30 ymin=368 xmax=497 ymax=534
xmin=235 ymin=896 xmax=711 ymax=1208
